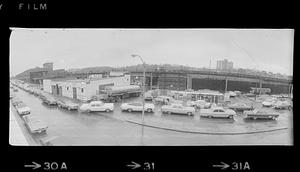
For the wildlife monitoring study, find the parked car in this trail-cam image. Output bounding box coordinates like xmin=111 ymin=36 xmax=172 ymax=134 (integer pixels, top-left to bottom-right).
xmin=120 ymin=102 xmax=155 ymax=113
xmin=41 ymin=95 xmax=57 ymax=105
xmin=228 ymin=102 xmax=254 ymax=112
xmin=22 ymin=115 xmax=48 ymax=134
xmin=144 ymin=91 xmax=154 ymax=101
xmin=144 ymin=95 xmax=154 ymax=101
xmin=186 ymin=100 xmax=211 ymax=109
xmin=161 ymin=104 xmax=195 ymax=116
xmin=56 ymin=99 xmax=79 ymax=110
xmin=244 ymin=109 xmax=279 ymax=120
xmin=273 ymin=101 xmax=292 ymax=110
xmin=32 ymin=89 xmax=42 ymax=96
xmin=200 ymin=107 xmax=236 ymax=119
xmin=11 ymin=97 xmax=23 ymax=107
xmin=234 ymin=91 xmax=242 ymax=96
xmin=228 ymin=91 xmax=237 ymax=97
xmin=27 ymin=88 xmax=34 ymax=94
xmin=10 ymin=93 xmax=16 ymax=99
xmin=15 ymin=103 xmax=31 ymax=115
xmin=262 ymin=98 xmax=277 ymax=107
xmin=244 ymin=93 xmax=256 ymax=97
xmin=153 ymin=96 xmax=174 ymax=104
xmin=79 ymin=101 xmax=114 ymax=112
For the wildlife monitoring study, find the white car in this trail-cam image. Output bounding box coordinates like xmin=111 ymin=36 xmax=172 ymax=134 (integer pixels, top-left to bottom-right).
xmin=161 ymin=104 xmax=195 ymax=116
xmin=56 ymin=99 xmax=79 ymax=110
xmin=262 ymin=98 xmax=277 ymax=107
xmin=186 ymin=100 xmax=211 ymax=109
xmin=79 ymin=101 xmax=114 ymax=112
xmin=228 ymin=91 xmax=237 ymax=97
xmin=153 ymin=96 xmax=174 ymax=104
xmin=120 ymin=102 xmax=155 ymax=113
xmin=273 ymin=101 xmax=292 ymax=110
xmin=16 ymin=103 xmax=31 ymax=115
xmin=200 ymin=107 xmax=236 ymax=119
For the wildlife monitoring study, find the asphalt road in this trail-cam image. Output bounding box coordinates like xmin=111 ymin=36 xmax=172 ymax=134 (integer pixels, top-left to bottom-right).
xmin=10 ymin=88 xmax=293 ymax=145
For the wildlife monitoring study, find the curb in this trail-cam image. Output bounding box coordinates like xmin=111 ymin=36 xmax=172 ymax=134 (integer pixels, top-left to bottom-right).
xmin=125 ymin=119 xmax=288 ymax=135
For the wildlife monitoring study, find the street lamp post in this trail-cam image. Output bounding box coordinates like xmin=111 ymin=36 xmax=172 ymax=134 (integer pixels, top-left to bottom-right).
xmin=132 ymin=54 xmax=146 ymax=145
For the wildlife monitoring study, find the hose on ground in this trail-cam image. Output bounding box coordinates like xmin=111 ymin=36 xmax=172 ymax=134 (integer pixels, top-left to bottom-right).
xmin=126 ymin=120 xmax=288 ymax=135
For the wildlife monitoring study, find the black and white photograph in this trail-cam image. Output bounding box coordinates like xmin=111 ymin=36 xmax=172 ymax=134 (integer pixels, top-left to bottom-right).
xmin=9 ymin=28 xmax=294 ymax=146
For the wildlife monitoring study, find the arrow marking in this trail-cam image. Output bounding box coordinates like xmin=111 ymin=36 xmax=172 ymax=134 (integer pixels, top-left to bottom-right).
xmin=127 ymin=161 xmax=141 ymax=170
xmin=213 ymin=162 xmax=230 ymax=170
xmin=24 ymin=162 xmax=41 ymax=170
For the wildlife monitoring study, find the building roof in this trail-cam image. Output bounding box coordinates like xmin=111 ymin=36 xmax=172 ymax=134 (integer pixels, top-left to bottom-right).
xmin=30 ymin=68 xmax=49 ymax=73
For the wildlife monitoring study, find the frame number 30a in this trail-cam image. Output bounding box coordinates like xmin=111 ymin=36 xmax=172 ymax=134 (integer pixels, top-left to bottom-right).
xmin=232 ymin=162 xmax=250 ymax=170
xmin=44 ymin=162 xmax=68 ymax=170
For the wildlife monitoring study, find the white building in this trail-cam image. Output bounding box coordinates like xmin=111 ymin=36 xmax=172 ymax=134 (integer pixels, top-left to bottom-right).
xmin=43 ymin=74 xmax=131 ymax=101
xmin=216 ymin=59 xmax=233 ymax=71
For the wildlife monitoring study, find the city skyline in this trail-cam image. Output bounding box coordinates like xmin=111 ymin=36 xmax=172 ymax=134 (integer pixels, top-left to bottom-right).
xmin=10 ymin=28 xmax=294 ymax=76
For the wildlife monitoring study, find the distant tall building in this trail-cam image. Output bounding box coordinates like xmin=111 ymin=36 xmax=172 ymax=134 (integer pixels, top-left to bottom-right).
xmin=43 ymin=62 xmax=53 ymax=71
xmin=216 ymin=59 xmax=233 ymax=71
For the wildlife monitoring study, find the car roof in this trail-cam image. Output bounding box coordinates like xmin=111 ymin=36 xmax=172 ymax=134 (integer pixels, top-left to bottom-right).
xmin=129 ymin=102 xmax=142 ymax=104
xmin=234 ymin=102 xmax=246 ymax=105
xmin=91 ymin=101 xmax=103 ymax=104
xmin=171 ymin=104 xmax=183 ymax=106
xmin=212 ymin=107 xmax=224 ymax=110
xmin=17 ymin=103 xmax=28 ymax=108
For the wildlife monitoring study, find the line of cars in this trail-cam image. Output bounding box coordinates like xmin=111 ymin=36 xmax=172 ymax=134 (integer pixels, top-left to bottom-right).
xmin=11 ymin=80 xmax=284 ymax=121
xmin=10 ymin=93 xmax=48 ymax=134
xmin=80 ymin=95 xmax=282 ymax=120
xmin=14 ymin=82 xmax=81 ymax=111
xmin=262 ymin=97 xmax=292 ymax=110
xmin=226 ymin=102 xmax=281 ymax=120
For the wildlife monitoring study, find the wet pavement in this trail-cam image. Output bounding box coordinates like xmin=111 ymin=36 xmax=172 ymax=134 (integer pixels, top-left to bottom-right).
xmin=10 ymin=88 xmax=293 ymax=145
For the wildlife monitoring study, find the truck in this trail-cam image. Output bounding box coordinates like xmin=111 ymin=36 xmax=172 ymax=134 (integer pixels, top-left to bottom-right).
xmin=244 ymin=109 xmax=279 ymax=120
xmin=96 ymin=85 xmax=142 ymax=102
xmin=250 ymin=87 xmax=271 ymax=95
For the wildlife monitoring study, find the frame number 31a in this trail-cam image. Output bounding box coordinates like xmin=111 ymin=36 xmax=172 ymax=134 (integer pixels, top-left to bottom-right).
xmin=232 ymin=162 xmax=250 ymax=170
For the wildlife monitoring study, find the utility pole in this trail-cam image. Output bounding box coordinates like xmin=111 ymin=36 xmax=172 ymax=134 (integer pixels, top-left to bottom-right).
xmin=132 ymin=54 xmax=146 ymax=145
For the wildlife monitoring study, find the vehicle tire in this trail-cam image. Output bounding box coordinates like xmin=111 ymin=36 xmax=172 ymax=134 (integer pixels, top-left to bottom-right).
xmin=187 ymin=112 xmax=192 ymax=116
xmin=86 ymin=109 xmax=91 ymax=113
xmin=128 ymin=109 xmax=132 ymax=112
xmin=147 ymin=109 xmax=152 ymax=113
xmin=105 ymin=109 xmax=110 ymax=112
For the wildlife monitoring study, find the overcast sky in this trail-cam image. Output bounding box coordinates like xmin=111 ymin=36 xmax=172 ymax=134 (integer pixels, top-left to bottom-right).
xmin=9 ymin=29 xmax=294 ymax=76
